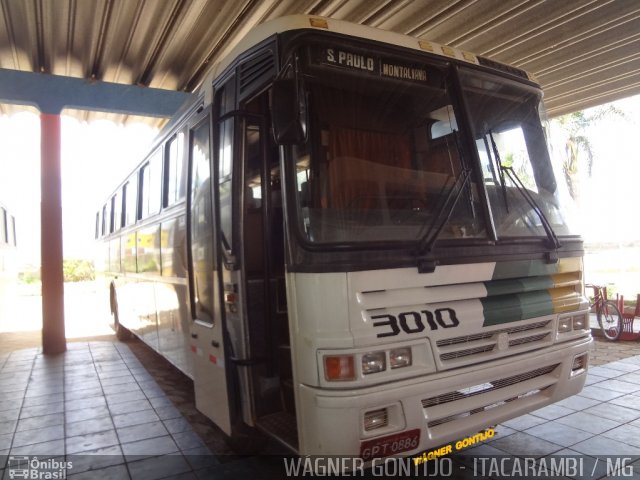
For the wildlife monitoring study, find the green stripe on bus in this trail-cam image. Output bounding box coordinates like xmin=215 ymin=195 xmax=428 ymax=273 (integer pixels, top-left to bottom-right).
xmin=481 ymin=290 xmax=554 ymax=326
xmin=491 ymin=260 xmax=560 ymax=280
xmin=484 ymin=275 xmax=554 ymax=297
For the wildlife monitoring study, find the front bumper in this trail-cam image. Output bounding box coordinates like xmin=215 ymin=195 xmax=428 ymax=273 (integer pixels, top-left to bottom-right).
xmin=296 ymin=336 xmax=592 ymax=456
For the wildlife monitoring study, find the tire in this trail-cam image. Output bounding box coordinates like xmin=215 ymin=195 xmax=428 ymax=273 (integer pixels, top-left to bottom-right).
xmin=597 ymin=300 xmax=623 ymax=341
xmin=110 ymin=285 xmax=131 ymax=341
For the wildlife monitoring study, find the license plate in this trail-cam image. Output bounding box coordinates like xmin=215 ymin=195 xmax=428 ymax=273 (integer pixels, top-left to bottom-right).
xmin=360 ymin=429 xmax=421 ymax=461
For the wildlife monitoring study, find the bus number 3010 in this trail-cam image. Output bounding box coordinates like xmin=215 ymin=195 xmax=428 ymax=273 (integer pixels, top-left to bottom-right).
xmin=371 ymin=309 xmax=460 ymax=338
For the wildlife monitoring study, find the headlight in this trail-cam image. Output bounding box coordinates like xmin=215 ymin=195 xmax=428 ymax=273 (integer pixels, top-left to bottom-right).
xmin=572 ymin=315 xmax=586 ymax=330
xmin=390 ymin=347 xmax=412 ymax=369
xmin=362 ymin=351 xmax=386 ymax=375
xmin=558 ymin=317 xmax=572 ymax=333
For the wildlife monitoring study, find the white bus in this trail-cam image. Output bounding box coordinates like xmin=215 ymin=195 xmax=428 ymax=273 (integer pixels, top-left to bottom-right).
xmin=96 ymin=15 xmax=591 ymax=460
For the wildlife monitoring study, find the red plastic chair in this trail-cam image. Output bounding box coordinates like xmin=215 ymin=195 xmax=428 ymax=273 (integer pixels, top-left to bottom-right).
xmin=616 ymin=293 xmax=640 ymax=341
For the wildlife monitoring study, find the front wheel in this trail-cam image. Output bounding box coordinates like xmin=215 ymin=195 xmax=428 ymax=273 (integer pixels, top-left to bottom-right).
xmin=597 ymin=301 xmax=623 ymax=341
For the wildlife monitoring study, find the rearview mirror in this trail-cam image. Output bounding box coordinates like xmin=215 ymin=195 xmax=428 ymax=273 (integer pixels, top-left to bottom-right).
xmin=271 ymin=79 xmax=305 ymax=145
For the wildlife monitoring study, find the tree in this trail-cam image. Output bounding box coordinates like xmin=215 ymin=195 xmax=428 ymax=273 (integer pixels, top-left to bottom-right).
xmin=554 ymin=106 xmax=627 ymax=202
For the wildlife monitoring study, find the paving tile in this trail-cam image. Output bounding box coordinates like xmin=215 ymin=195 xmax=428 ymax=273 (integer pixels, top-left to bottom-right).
xmin=106 ymin=390 xmax=147 ymax=406
xmin=121 ymin=435 xmax=179 ymax=460
xmin=182 ymin=446 xmax=218 ymax=470
xmin=108 ymin=399 xmax=153 ymax=416
xmin=530 ymin=404 xmax=574 ymax=420
xmin=552 ymin=394 xmax=601 ymax=411
xmin=117 ymin=421 xmax=169 ymax=444
xmin=101 ymin=382 xmax=142 ymax=396
xmin=64 ymin=386 xmax=104 ymax=401
xmin=67 ymin=463 xmax=130 ymax=480
xmin=163 ymin=418 xmax=192 ymax=435
xmin=0 ymin=410 xmax=20 ymax=424
xmin=0 ymin=433 xmax=12 ymax=451
xmin=618 ymin=373 xmax=640 ymax=385
xmin=571 ymin=435 xmax=640 ymax=457
xmin=20 ymin=402 xmax=64 ymax=419
xmin=16 ymin=413 xmax=64 ymax=432
xmin=99 ymin=375 xmax=136 ymax=387
xmin=65 ymin=396 xmax=106 ymax=412
xmin=12 ymin=425 xmax=64 ymax=448
xmin=0 ymin=422 xmax=16 ymax=436
xmin=98 ymin=369 xmax=131 ymax=380
xmin=113 ymin=409 xmax=160 ymax=429
xmin=605 ymin=361 xmax=640 ymax=373
xmin=22 ymin=392 xmax=64 ymax=408
xmin=583 ymin=403 xmax=640 ymax=423
xmin=501 ymin=414 xmax=548 ymax=431
xmin=579 ymin=385 xmax=626 ymax=401
xmin=128 ymin=453 xmax=191 ymax=480
xmin=65 ymin=405 xmax=110 ymax=424
xmin=0 ymin=390 xmax=27 ymax=402
xmin=595 ymin=378 xmax=640 ymax=394
xmin=66 ymin=430 xmax=119 ymax=455
xmin=554 ymin=411 xmax=621 ymax=434
xmin=66 ymin=416 xmax=114 ymax=437
xmin=64 ymin=380 xmax=101 ymax=393
xmin=488 ymin=432 xmax=563 ymax=457
xmin=65 ymin=444 xmax=124 ymax=475
xmin=148 ymin=396 xmax=173 ymax=409
xmin=154 ymin=405 xmax=181 ymax=421
xmin=0 ymin=402 xmax=18 ymax=414
xmin=172 ymin=431 xmax=205 ymax=451
xmin=587 ymin=366 xmax=626 ymax=378
xmin=10 ymin=439 xmax=65 ymax=456
xmin=524 ymin=421 xmax=593 ymax=447
xmin=601 ymin=424 xmax=640 ymax=448
xmin=25 ymin=384 xmax=63 ymax=397
xmin=610 ymin=394 xmax=640 ymax=411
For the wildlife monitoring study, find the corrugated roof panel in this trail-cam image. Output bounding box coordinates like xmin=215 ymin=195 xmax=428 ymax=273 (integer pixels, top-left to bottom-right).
xmin=0 ymin=0 xmax=638 ymax=120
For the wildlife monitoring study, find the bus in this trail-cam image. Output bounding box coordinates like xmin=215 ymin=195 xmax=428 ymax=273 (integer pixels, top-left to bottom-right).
xmin=96 ymin=15 xmax=591 ymax=460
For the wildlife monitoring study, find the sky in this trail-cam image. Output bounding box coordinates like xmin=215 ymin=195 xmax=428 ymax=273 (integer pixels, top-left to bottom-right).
xmin=0 ymin=93 xmax=639 ymax=266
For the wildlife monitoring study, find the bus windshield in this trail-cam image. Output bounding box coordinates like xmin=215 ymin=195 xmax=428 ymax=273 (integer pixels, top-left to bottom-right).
xmin=292 ymin=62 xmax=486 ymax=245
xmin=459 ymin=68 xmax=575 ymax=238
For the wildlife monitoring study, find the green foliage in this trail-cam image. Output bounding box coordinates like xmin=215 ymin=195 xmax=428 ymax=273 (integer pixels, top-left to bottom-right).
xmin=63 ymin=259 xmax=95 ymax=282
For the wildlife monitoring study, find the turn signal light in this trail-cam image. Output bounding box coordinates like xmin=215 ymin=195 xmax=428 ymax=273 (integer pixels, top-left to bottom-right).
xmin=324 ymin=355 xmax=355 ymax=381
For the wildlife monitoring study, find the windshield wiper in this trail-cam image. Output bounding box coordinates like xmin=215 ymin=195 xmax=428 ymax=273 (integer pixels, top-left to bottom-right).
xmin=415 ymin=167 xmax=472 ymax=273
xmin=487 ymin=131 xmax=561 ymax=260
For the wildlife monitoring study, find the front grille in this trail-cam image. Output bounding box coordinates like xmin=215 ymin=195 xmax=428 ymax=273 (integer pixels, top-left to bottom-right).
xmin=427 ymin=387 xmax=548 ymax=428
xmin=436 ymin=320 xmax=553 ymax=365
xmin=422 ymin=364 xmax=558 ymax=409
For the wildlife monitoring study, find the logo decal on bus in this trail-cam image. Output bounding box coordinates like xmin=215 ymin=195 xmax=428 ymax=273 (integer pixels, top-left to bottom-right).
xmin=371 ymin=309 xmax=459 ymax=338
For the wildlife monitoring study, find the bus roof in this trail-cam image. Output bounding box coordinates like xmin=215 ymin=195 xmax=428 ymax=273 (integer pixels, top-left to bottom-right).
xmin=199 ymin=14 xmax=538 ymax=92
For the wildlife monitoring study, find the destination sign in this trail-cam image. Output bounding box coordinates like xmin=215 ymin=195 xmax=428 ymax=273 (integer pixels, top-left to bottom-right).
xmin=311 ymin=46 xmax=441 ymax=86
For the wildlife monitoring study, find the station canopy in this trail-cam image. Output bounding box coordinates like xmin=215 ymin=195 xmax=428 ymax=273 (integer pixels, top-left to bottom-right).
xmin=0 ymin=0 xmax=638 ymax=123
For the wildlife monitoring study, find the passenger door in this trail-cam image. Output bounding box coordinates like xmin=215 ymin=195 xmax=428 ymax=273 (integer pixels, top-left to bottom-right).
xmin=186 ymin=108 xmax=233 ymax=434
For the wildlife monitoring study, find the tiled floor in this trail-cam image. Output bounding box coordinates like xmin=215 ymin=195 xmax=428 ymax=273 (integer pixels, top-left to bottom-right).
xmin=1 ymin=341 xmax=640 ymax=479
xmin=0 ymin=342 xmax=218 ymax=479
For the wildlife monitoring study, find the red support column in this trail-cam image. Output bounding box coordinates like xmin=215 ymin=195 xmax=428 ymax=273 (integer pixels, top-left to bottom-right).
xmin=41 ymin=113 xmax=66 ymax=354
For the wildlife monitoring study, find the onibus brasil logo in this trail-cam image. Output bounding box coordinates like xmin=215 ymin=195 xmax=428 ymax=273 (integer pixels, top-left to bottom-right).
xmin=8 ymin=456 xmax=73 ymax=479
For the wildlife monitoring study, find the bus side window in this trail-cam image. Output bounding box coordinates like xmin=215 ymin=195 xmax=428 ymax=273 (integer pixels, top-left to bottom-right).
xmin=124 ymin=178 xmax=137 ymax=226
xmin=95 ymin=211 xmax=100 ymax=239
xmin=164 ymin=132 xmax=185 ymax=208
xmin=140 ymin=150 xmax=163 ymax=218
xmin=101 ymin=204 xmax=107 ymax=236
